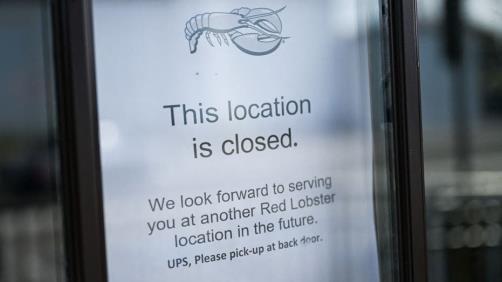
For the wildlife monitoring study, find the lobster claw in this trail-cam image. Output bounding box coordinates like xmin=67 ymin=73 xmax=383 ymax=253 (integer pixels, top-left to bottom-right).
xmin=231 ymin=33 xmax=283 ymax=56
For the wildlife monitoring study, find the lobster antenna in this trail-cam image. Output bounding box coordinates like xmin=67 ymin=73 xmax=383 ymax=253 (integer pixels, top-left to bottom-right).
xmin=244 ymin=6 xmax=287 ymax=20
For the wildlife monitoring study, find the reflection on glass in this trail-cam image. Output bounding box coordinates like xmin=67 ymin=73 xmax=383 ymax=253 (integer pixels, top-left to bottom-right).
xmin=0 ymin=1 xmax=65 ymax=281
xmin=419 ymin=0 xmax=502 ymax=281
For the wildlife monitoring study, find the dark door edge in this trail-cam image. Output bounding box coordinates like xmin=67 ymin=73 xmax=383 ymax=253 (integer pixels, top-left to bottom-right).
xmin=52 ymin=0 xmax=108 ymax=281
xmin=388 ymin=0 xmax=428 ymax=281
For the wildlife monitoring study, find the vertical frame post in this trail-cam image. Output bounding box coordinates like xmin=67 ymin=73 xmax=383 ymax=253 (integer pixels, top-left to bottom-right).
xmin=51 ymin=0 xmax=107 ymax=281
xmin=388 ymin=0 xmax=428 ymax=281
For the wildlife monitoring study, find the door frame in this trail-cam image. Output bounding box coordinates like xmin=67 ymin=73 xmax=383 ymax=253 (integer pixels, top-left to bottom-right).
xmin=52 ymin=1 xmax=107 ymax=282
xmin=52 ymin=0 xmax=428 ymax=281
xmin=387 ymin=0 xmax=428 ymax=281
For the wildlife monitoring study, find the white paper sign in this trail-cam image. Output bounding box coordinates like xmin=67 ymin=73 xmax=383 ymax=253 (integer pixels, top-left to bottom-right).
xmin=93 ymin=0 xmax=380 ymax=281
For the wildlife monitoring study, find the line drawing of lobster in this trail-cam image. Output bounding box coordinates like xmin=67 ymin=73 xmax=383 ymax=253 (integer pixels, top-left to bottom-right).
xmin=184 ymin=6 xmax=288 ymax=56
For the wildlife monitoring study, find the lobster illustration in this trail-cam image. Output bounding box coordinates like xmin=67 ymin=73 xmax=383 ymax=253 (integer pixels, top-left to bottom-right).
xmin=184 ymin=7 xmax=288 ymax=56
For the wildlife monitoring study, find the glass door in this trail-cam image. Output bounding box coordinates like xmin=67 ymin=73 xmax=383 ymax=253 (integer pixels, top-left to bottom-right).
xmin=52 ymin=0 xmax=427 ymax=281
xmin=89 ymin=0 xmax=399 ymax=281
xmin=418 ymin=0 xmax=502 ymax=281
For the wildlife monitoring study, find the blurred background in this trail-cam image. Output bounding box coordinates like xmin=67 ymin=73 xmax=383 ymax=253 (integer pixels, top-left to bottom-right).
xmin=0 ymin=0 xmax=65 ymax=282
xmin=418 ymin=0 xmax=502 ymax=281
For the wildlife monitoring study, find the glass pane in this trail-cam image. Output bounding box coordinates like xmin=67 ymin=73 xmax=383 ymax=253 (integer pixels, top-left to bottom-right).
xmin=92 ymin=0 xmax=397 ymax=281
xmin=0 ymin=1 xmax=65 ymax=282
xmin=418 ymin=0 xmax=502 ymax=281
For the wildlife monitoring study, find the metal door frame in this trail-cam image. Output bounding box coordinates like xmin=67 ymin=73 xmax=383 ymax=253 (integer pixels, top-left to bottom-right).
xmin=387 ymin=0 xmax=428 ymax=281
xmin=51 ymin=0 xmax=428 ymax=281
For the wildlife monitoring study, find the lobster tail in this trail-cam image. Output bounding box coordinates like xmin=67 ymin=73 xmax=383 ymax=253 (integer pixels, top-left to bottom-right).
xmin=185 ymin=14 xmax=210 ymax=40
xmin=189 ymin=32 xmax=202 ymax=53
